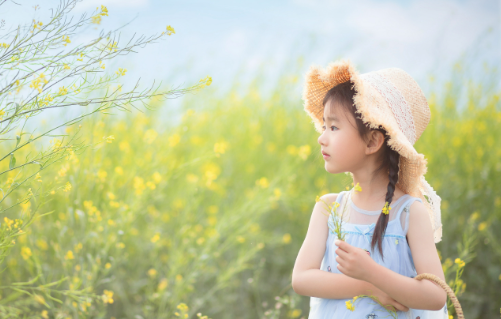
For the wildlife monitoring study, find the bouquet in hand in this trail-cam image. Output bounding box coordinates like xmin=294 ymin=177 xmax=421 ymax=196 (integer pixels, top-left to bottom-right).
xmin=316 ymin=183 xmax=362 ymax=242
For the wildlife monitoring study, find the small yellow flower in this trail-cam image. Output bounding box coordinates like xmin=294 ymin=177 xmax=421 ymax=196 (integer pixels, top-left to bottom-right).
xmin=454 ymin=258 xmax=465 ymax=268
xmin=256 ymin=177 xmax=269 ymax=188
xmin=63 ymin=181 xmax=72 ymax=192
xmin=151 ymin=234 xmax=160 ymax=243
xmin=236 ymin=236 xmax=245 ymax=243
xmin=148 ymin=268 xmax=157 ymax=277
xmin=382 ymin=202 xmax=392 ymax=215
xmin=62 ymin=35 xmax=71 ymax=46
xmin=345 ymin=300 xmax=355 ymax=311
xmin=65 ymin=250 xmax=74 ymax=260
xmin=478 ymin=222 xmax=487 ymax=231
xmin=63 ymin=64 xmax=70 ymax=70
xmin=34 ymin=294 xmax=46 ymax=305
xmin=283 ymin=233 xmax=291 ymax=244
xmin=115 ymin=68 xmax=127 ymax=76
xmin=105 ymin=135 xmax=115 ymax=143
xmin=158 ymin=278 xmax=168 ymax=290
xmin=166 ymin=25 xmax=176 ymax=35
xmin=102 ymin=290 xmax=114 ymax=304
xmin=100 ymin=5 xmax=108 ymax=16
xmin=199 ymin=75 xmax=212 ymax=87
xmin=59 ymin=86 xmax=68 ymax=95
xmin=21 ymin=247 xmax=32 ymax=260
xmin=353 ymin=182 xmax=362 ymax=193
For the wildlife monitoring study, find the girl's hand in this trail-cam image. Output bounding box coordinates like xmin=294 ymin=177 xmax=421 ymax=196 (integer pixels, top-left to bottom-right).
xmin=370 ymin=285 xmax=410 ymax=312
xmin=334 ymin=239 xmax=376 ymax=282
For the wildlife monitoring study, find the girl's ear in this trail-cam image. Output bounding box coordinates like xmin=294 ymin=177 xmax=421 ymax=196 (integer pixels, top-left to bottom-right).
xmin=365 ymin=130 xmax=385 ymax=155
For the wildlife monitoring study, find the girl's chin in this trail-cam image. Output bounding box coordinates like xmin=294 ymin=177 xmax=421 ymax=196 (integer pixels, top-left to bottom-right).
xmin=324 ymin=164 xmax=340 ymax=174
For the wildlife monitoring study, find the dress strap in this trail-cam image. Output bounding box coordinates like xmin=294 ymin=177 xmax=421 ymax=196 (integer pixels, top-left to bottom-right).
xmin=330 ymin=191 xmax=348 ymax=222
xmin=396 ymin=196 xmax=424 ymax=235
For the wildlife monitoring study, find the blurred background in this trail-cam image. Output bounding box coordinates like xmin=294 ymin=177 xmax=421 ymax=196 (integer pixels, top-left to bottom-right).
xmin=0 ymin=0 xmax=500 ymax=318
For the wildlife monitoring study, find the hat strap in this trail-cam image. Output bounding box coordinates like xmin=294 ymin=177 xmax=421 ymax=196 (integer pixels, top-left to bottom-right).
xmin=360 ymin=72 xmax=417 ymax=145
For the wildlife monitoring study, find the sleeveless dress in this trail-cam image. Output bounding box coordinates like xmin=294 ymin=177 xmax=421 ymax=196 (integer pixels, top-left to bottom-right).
xmin=309 ymin=190 xmax=449 ymax=319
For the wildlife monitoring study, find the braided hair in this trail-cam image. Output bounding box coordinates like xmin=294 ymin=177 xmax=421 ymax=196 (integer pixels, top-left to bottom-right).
xmin=322 ymin=81 xmax=401 ymax=261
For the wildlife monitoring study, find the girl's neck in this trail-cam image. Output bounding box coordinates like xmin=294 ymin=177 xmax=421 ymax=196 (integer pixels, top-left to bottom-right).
xmin=349 ymin=181 xmax=405 ymax=211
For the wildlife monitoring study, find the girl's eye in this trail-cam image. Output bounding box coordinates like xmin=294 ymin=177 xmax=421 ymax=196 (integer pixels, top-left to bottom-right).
xmin=322 ymin=125 xmax=338 ymax=131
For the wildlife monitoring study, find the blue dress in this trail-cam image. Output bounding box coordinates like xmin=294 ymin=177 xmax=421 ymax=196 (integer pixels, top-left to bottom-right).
xmin=309 ymin=190 xmax=449 ymax=319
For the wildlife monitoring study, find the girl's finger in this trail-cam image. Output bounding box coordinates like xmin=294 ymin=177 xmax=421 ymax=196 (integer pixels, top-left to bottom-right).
xmin=335 ymin=256 xmax=345 ymax=268
xmin=335 ymin=247 xmax=348 ymax=258
xmin=336 ymin=263 xmax=345 ymax=274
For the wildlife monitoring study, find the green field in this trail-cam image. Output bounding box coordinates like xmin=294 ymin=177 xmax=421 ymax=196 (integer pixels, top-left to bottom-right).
xmin=1 ymin=62 xmax=500 ymax=318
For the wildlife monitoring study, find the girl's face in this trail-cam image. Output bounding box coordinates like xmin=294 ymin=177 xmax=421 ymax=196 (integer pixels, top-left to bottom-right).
xmin=317 ymin=98 xmax=368 ymax=174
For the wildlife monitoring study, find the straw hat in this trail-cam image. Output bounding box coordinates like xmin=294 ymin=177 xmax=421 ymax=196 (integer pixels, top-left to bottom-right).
xmin=302 ymin=58 xmax=443 ymax=243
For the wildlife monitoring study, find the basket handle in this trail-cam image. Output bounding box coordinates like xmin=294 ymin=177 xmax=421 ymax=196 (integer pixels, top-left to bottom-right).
xmin=414 ymin=273 xmax=464 ymax=319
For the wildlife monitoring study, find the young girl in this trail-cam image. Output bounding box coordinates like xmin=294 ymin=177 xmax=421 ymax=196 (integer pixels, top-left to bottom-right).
xmin=292 ymin=59 xmax=449 ymax=319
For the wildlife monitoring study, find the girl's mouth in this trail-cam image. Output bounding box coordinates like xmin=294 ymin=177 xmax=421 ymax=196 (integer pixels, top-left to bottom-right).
xmin=322 ymin=151 xmax=330 ymax=159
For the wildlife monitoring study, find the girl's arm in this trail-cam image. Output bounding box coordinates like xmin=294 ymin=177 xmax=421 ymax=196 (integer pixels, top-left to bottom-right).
xmin=292 ymin=194 xmax=386 ymax=298
xmin=293 ymin=268 xmax=384 ymax=299
xmin=366 ymin=200 xmax=447 ymax=310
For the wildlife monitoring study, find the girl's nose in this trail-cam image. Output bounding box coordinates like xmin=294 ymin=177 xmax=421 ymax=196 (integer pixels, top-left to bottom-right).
xmin=318 ymin=131 xmax=326 ymax=146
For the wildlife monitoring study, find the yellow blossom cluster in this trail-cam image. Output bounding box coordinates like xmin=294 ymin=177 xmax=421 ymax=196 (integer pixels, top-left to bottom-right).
xmin=455 ymin=258 xmax=465 ymax=268
xmin=83 ymin=200 xmax=102 ymax=222
xmin=65 ymin=250 xmax=74 ymax=260
xmin=3 ymin=217 xmax=23 ymax=231
xmin=345 ymin=296 xmax=359 ymax=311
xmin=286 ymin=144 xmax=312 ymax=160
xmin=91 ymin=5 xmax=109 ymax=24
xmin=165 ymin=25 xmax=176 ymax=36
xmin=32 ymin=20 xmax=43 ymax=32
xmin=353 ymin=182 xmax=362 ymax=193
xmin=345 ymin=300 xmax=355 ymax=311
xmin=107 ymin=41 xmax=118 ymax=52
xmin=199 ymin=75 xmax=212 ymax=87
xmin=256 ymin=177 xmax=269 ymax=188
xmin=214 ymin=141 xmax=228 ymax=157
xmin=29 ymin=73 xmax=48 ymax=93
xmin=63 ymin=181 xmax=72 ymax=192
xmin=382 ymin=202 xmax=392 ymax=215
xmin=175 ymin=303 xmax=189 ymax=318
xmin=115 ymin=68 xmax=126 ymax=76
xmin=21 ymin=247 xmax=32 ymax=260
xmin=59 ymin=86 xmax=68 ymax=96
xmin=1 ymin=43 xmax=10 ymax=49
xmin=104 ymin=135 xmax=115 ymax=143
xmin=62 ymin=35 xmax=71 ymax=46
xmin=102 ymin=289 xmax=114 ymax=304
xmin=13 ymin=79 xmax=22 ymax=94
xmin=38 ymin=94 xmax=53 ymax=107
xmin=151 ymin=233 xmax=160 ymax=243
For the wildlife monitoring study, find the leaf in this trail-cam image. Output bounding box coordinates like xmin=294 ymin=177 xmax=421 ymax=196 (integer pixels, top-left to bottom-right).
xmin=9 ymin=153 xmax=16 ymax=169
xmin=15 ymin=135 xmax=20 ymax=147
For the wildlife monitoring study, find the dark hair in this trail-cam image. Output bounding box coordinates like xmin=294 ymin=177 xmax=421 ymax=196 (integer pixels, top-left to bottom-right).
xmin=322 ymin=81 xmax=400 ymax=261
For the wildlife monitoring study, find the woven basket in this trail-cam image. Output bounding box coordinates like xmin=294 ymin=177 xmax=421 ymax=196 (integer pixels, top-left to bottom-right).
xmin=414 ymin=273 xmax=464 ymax=318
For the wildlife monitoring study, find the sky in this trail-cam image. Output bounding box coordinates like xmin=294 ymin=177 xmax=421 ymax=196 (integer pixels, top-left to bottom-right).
xmin=1 ymin=0 xmax=500 ymax=128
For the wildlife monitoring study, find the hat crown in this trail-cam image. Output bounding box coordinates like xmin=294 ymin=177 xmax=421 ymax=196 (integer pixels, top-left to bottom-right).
xmin=360 ymin=68 xmax=430 ymax=144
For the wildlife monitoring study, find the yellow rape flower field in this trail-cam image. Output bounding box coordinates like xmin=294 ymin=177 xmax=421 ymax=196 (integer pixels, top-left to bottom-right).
xmin=1 ymin=65 xmax=500 ymax=319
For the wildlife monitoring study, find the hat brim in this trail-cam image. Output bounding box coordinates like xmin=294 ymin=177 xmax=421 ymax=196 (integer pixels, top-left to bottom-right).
xmin=302 ymin=58 xmax=428 ymax=199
